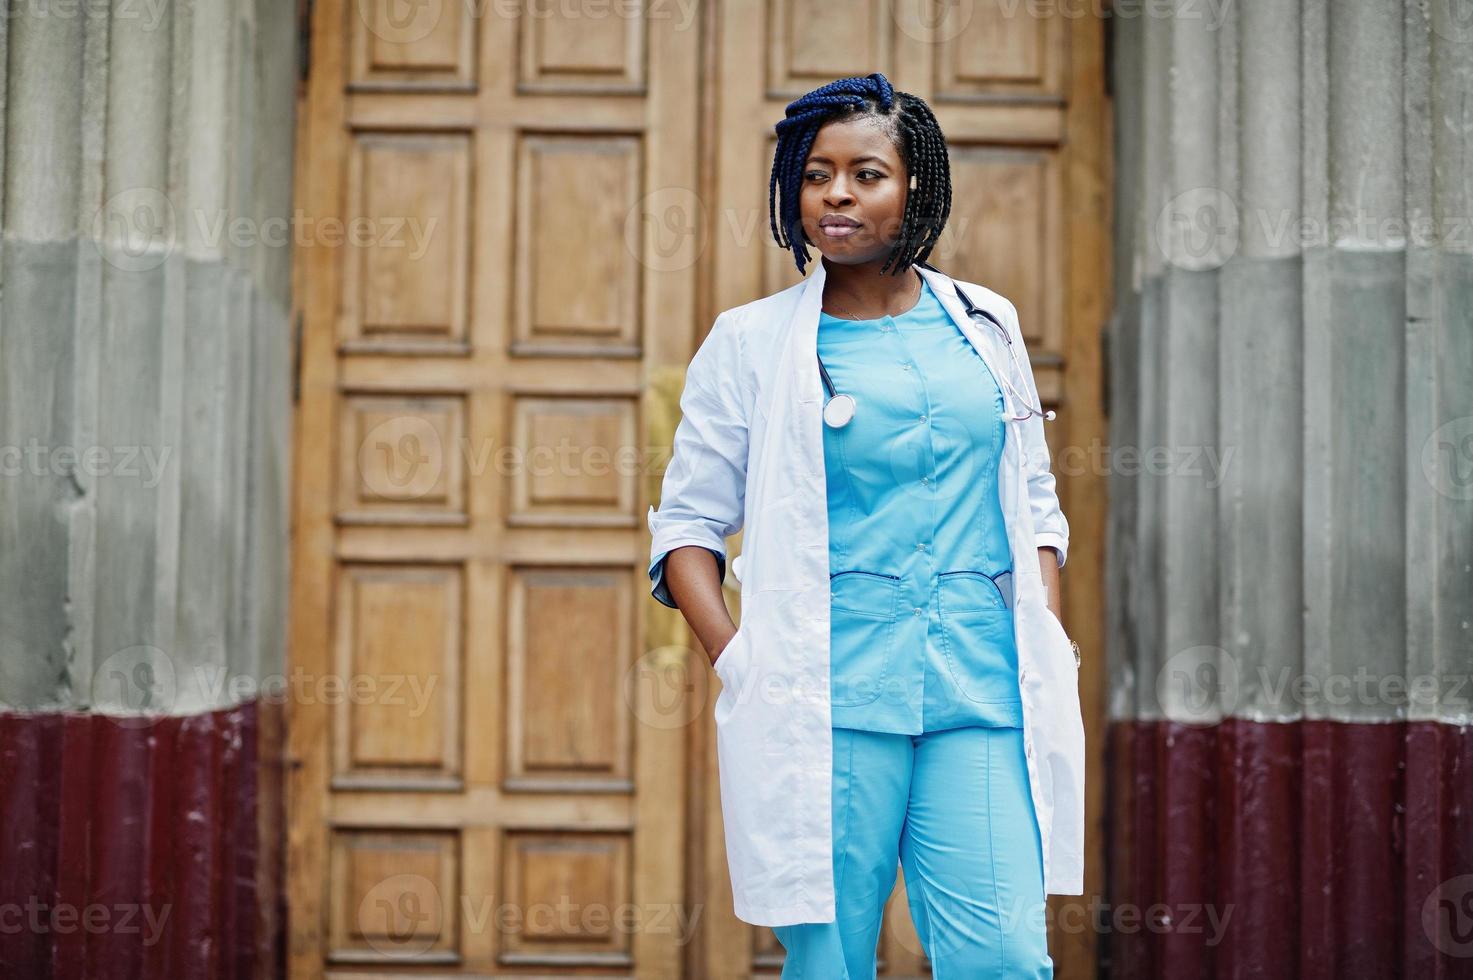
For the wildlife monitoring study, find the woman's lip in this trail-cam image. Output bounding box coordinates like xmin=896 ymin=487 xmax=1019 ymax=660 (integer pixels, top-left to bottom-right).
xmin=820 ymin=224 xmax=861 ymax=238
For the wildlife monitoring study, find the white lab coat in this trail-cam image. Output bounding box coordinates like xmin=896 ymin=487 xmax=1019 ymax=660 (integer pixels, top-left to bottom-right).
xmin=647 ymin=259 xmax=1085 ymax=927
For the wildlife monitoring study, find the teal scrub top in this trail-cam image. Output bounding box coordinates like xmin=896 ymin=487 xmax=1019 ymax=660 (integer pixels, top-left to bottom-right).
xmin=820 ymin=275 xmax=1023 ymax=733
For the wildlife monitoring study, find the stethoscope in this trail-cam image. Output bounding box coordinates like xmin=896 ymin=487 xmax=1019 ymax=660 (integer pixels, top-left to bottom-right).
xmin=818 ymin=263 xmax=1057 ymax=429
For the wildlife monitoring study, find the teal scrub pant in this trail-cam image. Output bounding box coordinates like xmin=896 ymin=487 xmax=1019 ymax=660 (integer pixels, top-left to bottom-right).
xmin=774 ymin=725 xmax=1053 ymax=979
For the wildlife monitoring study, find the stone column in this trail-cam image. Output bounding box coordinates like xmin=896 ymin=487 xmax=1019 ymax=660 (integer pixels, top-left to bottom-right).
xmin=0 ymin=0 xmax=298 ymax=974
xmin=1107 ymin=1 xmax=1473 ymax=975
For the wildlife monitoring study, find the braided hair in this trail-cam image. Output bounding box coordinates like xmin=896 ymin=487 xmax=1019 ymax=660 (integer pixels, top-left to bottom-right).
xmin=768 ymin=72 xmax=952 ymax=276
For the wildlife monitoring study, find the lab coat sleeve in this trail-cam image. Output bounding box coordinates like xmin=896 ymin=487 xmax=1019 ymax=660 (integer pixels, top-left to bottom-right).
xmin=647 ymin=311 xmax=749 ymax=609
xmin=1002 ymin=298 xmax=1070 ymax=569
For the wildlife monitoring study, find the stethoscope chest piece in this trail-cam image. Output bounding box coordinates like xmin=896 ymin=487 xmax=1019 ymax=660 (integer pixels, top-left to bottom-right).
xmin=822 ymin=393 xmax=856 ymax=428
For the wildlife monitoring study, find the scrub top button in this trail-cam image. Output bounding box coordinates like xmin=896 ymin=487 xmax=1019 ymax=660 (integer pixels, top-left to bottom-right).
xmin=918 ymin=414 xmax=927 ymax=422
xmin=913 ymin=607 xmax=923 ymax=616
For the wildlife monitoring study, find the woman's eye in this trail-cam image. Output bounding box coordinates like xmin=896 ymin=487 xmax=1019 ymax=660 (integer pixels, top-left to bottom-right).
xmin=805 ymin=171 xmax=828 ymax=181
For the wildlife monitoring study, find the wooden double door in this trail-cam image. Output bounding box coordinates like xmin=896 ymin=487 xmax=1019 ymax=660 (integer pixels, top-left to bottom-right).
xmin=288 ymin=1 xmax=1109 ymax=976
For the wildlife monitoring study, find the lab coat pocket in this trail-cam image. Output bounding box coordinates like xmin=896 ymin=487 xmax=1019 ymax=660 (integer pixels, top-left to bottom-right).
xmin=1015 ymin=593 xmax=1082 ymax=708
xmin=938 ymin=570 xmax=1021 ymax=703
xmin=828 ymin=571 xmax=901 ymax=706
xmin=713 ymin=623 xmax=750 ymax=687
xmin=1041 ymin=603 xmax=1082 ymax=675
xmin=712 ymin=623 xmax=751 ymax=726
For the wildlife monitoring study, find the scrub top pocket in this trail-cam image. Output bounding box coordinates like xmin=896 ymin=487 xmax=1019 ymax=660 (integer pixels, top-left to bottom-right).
xmin=937 ymin=570 xmax=1021 ymax=704
xmin=829 ymin=571 xmax=901 ymax=707
xmin=937 ymin=570 xmax=1009 ymax=611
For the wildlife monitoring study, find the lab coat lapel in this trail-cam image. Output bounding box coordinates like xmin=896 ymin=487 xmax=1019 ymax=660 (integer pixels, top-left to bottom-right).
xmin=915 ymin=264 xmax=1020 ymax=419
xmin=714 ymin=256 xmax=837 ymax=927
xmin=790 ymin=259 xmax=827 ymax=408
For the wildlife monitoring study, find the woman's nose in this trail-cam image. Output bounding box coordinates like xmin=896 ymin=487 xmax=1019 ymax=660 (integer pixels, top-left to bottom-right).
xmin=824 ymin=177 xmax=854 ymax=205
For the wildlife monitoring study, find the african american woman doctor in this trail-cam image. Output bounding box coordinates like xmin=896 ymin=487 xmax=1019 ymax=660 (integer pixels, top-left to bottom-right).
xmin=647 ymin=73 xmax=1084 ymax=978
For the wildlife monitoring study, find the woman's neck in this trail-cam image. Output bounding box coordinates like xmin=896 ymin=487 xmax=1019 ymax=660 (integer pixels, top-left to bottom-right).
xmin=820 ymin=256 xmax=922 ymax=320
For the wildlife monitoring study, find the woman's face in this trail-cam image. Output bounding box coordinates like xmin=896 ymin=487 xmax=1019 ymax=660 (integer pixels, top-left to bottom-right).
xmin=798 ymin=117 xmax=910 ymax=267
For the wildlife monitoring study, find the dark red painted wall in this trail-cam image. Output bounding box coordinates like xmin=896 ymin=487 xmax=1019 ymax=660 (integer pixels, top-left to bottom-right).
xmin=0 ymin=700 xmax=285 ymax=979
xmin=1107 ymin=718 xmax=1473 ymax=979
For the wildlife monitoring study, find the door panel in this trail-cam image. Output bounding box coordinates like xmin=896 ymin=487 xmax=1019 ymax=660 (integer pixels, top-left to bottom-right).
xmin=290 ymin=0 xmax=700 ymax=976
